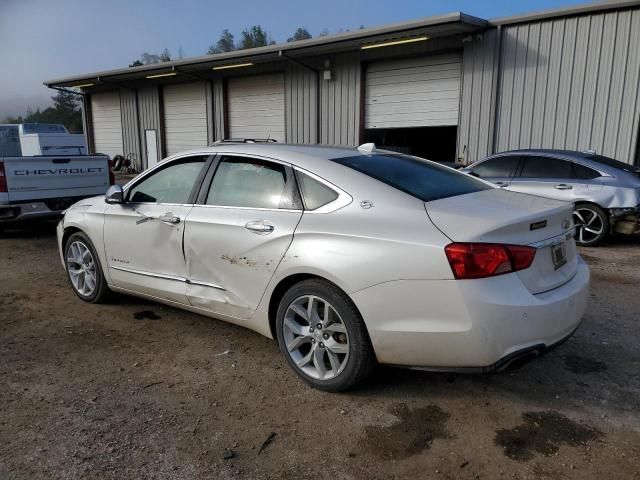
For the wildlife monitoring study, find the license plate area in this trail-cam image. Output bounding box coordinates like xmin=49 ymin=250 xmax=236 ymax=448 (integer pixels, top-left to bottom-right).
xmin=551 ymin=242 xmax=567 ymax=270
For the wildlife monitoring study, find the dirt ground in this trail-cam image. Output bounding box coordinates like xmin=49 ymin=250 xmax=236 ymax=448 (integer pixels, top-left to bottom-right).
xmin=1 ymin=222 xmax=639 ymax=480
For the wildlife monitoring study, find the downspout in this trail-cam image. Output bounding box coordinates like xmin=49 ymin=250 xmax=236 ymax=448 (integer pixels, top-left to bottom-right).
xmin=279 ymin=51 xmax=321 ymax=144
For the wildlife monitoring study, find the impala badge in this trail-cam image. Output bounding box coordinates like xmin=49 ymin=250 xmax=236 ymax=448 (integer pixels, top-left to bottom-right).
xmin=530 ymin=220 xmax=547 ymax=231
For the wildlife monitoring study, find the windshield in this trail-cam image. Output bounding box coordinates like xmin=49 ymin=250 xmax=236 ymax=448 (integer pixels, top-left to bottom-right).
xmin=331 ymin=153 xmax=492 ymax=202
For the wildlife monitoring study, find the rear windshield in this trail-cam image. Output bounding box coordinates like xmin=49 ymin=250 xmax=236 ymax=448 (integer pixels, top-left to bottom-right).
xmin=331 ymin=153 xmax=491 ymax=202
xmin=585 ymin=154 xmax=640 ymax=174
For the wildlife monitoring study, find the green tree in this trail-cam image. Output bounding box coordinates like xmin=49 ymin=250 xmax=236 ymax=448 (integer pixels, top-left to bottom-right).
xmin=287 ymin=27 xmax=312 ymax=42
xmin=208 ymin=29 xmax=235 ymax=54
xmin=238 ymin=25 xmax=273 ymax=49
xmin=159 ymin=48 xmax=171 ymax=62
xmin=3 ymin=90 xmax=83 ymax=133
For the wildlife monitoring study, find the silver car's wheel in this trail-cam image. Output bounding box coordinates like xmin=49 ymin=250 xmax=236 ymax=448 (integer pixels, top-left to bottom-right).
xmin=276 ymin=279 xmax=376 ymax=391
xmin=64 ymin=232 xmax=110 ymax=303
xmin=573 ymin=204 xmax=608 ymax=246
xmin=282 ymin=295 xmax=350 ymax=380
xmin=67 ymin=240 xmax=97 ymax=296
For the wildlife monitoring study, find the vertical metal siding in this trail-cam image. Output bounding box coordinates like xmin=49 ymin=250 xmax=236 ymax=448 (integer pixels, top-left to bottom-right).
xmin=212 ymin=79 xmax=225 ymax=141
xmin=320 ymin=52 xmax=361 ymax=146
xmin=494 ymin=8 xmax=640 ymax=163
xmin=137 ymin=86 xmax=162 ymax=168
xmin=458 ymin=29 xmax=498 ymax=163
xmin=120 ymin=89 xmax=140 ymax=162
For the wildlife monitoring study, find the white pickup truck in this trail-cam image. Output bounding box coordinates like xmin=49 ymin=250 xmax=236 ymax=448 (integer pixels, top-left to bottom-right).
xmin=0 ymin=124 xmax=113 ymax=226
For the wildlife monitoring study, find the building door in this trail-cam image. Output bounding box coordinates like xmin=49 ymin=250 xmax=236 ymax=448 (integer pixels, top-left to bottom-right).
xmin=364 ymin=53 xmax=462 ymax=161
xmin=227 ymin=73 xmax=285 ymax=142
xmin=145 ymin=129 xmax=159 ymax=168
xmin=162 ymin=82 xmax=209 ymax=156
xmin=90 ymin=91 xmax=123 ymax=158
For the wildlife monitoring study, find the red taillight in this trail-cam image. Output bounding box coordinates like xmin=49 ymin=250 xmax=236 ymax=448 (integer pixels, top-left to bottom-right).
xmin=444 ymin=243 xmax=536 ymax=279
xmin=0 ymin=161 xmax=6 ymax=193
xmin=108 ymin=159 xmax=115 ymax=185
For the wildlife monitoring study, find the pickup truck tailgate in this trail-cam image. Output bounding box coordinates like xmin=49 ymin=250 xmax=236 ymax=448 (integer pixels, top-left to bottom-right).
xmin=3 ymin=156 xmax=110 ymax=202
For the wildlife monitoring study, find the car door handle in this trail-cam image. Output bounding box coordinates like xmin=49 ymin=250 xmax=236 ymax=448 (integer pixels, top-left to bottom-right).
xmin=554 ymin=184 xmax=573 ymax=190
xmin=158 ymin=213 xmax=180 ymax=224
xmin=245 ymin=221 xmax=275 ymax=234
xmin=495 ymin=181 xmax=509 ymax=187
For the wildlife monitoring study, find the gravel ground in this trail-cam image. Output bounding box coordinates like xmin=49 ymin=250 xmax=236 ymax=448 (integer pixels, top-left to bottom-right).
xmin=1 ymin=223 xmax=639 ymax=479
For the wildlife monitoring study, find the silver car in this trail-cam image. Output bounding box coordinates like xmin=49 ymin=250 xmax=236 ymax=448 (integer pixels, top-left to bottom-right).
xmin=58 ymin=143 xmax=589 ymax=391
xmin=463 ymin=150 xmax=640 ymax=245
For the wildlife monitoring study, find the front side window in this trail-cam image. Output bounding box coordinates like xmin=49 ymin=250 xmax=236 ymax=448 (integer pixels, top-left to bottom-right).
xmin=519 ymin=156 xmax=571 ymax=179
xmin=206 ymin=157 xmax=298 ymax=209
xmin=128 ymin=158 xmax=205 ymax=204
xmin=331 ymin=154 xmax=491 ymax=202
xmin=471 ymin=156 xmax=520 ymax=178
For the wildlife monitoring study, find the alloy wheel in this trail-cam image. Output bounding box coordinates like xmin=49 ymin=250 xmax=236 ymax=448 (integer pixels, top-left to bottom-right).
xmin=282 ymin=295 xmax=350 ymax=380
xmin=66 ymin=240 xmax=97 ymax=297
xmin=573 ymin=207 xmax=605 ymax=244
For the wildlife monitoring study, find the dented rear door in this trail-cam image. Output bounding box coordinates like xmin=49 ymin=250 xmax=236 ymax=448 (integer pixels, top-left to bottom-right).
xmin=183 ymin=155 xmax=303 ymax=320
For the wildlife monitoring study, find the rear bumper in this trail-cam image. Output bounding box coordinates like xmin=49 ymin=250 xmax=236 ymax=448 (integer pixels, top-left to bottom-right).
xmin=610 ymin=205 xmax=640 ymax=235
xmin=0 ymin=197 xmax=85 ymax=223
xmin=350 ymin=258 xmax=590 ymax=369
xmin=0 ymin=201 xmax=62 ymax=222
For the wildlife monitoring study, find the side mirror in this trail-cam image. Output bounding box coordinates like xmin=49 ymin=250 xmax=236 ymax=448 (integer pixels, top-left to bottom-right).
xmin=105 ymin=185 xmax=125 ymax=204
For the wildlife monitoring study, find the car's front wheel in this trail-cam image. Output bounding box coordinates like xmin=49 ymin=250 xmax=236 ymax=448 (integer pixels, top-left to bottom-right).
xmin=64 ymin=232 xmax=110 ymax=303
xmin=275 ymin=279 xmax=376 ymax=392
xmin=573 ymin=203 xmax=609 ymax=246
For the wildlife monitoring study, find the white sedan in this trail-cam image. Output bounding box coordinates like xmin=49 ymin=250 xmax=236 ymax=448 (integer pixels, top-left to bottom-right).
xmin=57 ymin=143 xmax=590 ymax=391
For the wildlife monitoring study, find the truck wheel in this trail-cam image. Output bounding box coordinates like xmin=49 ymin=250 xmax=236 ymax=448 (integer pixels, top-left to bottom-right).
xmin=276 ymin=279 xmax=376 ymax=392
xmin=64 ymin=232 xmax=111 ymax=303
xmin=573 ymin=203 xmax=609 ymax=246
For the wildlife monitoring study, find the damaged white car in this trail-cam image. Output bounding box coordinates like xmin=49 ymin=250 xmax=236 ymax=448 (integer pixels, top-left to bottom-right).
xmin=58 ymin=143 xmax=590 ymax=391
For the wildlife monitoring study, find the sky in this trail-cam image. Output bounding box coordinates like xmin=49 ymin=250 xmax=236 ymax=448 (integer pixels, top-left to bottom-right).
xmin=0 ymin=0 xmax=591 ymax=120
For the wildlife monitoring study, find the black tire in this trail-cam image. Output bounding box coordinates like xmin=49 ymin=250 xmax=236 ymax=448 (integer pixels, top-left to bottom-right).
xmin=573 ymin=203 xmax=609 ymax=246
xmin=64 ymin=231 xmax=111 ymax=303
xmin=275 ymin=279 xmax=376 ymax=392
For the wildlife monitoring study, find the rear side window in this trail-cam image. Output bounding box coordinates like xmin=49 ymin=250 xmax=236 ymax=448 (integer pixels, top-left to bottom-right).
xmin=571 ymin=162 xmax=601 ymax=180
xmin=519 ymin=156 xmax=571 ymax=178
xmin=471 ymin=156 xmax=520 ymax=178
xmin=331 ymin=154 xmax=491 ymax=202
xmin=296 ymin=172 xmax=338 ymax=210
xmin=206 ymin=157 xmax=299 ymax=209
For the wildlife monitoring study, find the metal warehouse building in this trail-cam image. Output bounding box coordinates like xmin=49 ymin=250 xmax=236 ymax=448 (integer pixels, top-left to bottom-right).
xmin=45 ymin=0 xmax=640 ymax=168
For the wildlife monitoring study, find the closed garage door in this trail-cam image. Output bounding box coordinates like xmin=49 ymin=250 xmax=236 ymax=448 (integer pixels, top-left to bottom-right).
xmin=365 ymin=53 xmax=462 ymax=129
xmin=227 ymin=73 xmax=285 ymax=142
xmin=163 ymin=82 xmax=208 ymax=156
xmin=91 ymin=91 xmax=123 ymax=158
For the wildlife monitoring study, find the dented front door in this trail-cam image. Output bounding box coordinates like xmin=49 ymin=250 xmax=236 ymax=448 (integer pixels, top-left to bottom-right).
xmin=182 ymin=155 xmax=303 ymax=320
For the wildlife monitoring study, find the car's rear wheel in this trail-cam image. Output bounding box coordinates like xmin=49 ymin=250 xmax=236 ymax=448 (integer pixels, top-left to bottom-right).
xmin=64 ymin=232 xmax=110 ymax=303
xmin=573 ymin=203 xmax=609 ymax=246
xmin=275 ymin=279 xmax=376 ymax=392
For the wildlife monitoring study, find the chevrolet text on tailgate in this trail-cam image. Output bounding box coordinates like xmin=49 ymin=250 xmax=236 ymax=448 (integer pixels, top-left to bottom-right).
xmin=0 ymin=155 xmax=114 ymax=224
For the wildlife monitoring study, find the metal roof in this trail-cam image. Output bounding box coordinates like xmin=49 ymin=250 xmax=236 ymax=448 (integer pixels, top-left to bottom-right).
xmin=43 ymin=0 xmax=640 ymax=89
xmin=490 ymin=0 xmax=640 ymax=25
xmin=44 ymin=12 xmax=486 ymax=88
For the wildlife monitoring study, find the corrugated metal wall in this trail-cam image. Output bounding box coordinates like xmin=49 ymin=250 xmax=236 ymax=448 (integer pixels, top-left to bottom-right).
xmin=120 ymin=89 xmax=140 ymax=161
xmin=458 ymin=29 xmax=499 ymax=163
xmin=138 ymin=85 xmax=162 ymax=169
xmin=494 ymin=8 xmax=640 ymax=163
xmin=320 ymin=52 xmax=361 ymax=146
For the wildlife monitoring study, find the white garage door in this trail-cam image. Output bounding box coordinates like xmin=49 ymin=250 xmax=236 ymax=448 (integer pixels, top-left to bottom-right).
xmin=365 ymin=53 xmax=462 ymax=129
xmin=90 ymin=91 xmax=123 ymax=158
xmin=227 ymin=73 xmax=285 ymax=142
xmin=163 ymin=82 xmax=208 ymax=156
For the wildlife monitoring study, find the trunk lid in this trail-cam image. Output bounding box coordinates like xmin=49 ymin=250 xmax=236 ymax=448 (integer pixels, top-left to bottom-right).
xmin=3 ymin=156 xmax=110 ymax=202
xmin=426 ymin=189 xmax=578 ymax=294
